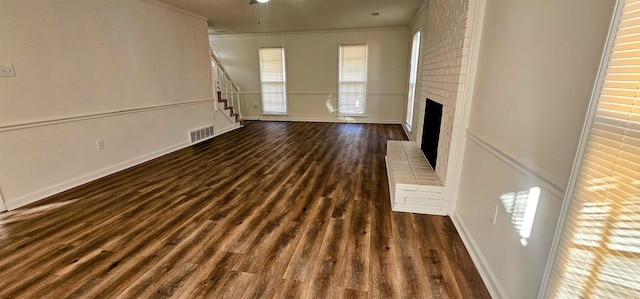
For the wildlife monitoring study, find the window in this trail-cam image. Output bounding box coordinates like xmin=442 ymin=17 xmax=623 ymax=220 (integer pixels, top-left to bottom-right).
xmin=339 ymin=45 xmax=368 ymax=115
xmin=406 ymin=32 xmax=421 ymax=129
xmin=259 ymin=48 xmax=287 ymax=114
xmin=546 ymin=0 xmax=640 ymax=297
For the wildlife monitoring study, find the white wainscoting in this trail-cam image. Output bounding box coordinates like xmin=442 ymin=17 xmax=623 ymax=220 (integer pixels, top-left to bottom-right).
xmin=0 ymin=99 xmax=240 ymax=211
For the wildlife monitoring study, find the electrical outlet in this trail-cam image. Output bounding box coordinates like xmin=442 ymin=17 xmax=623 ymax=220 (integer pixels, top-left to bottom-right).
xmin=489 ymin=204 xmax=499 ymax=224
xmin=0 ymin=65 xmax=16 ymax=77
xmin=96 ymin=139 xmax=105 ymax=150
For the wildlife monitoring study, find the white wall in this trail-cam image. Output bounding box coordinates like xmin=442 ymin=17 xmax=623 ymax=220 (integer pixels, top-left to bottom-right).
xmin=209 ymin=29 xmax=409 ymax=123
xmin=0 ymin=0 xmax=220 ymax=209
xmin=453 ymin=0 xmax=615 ymax=298
xmin=466 ymin=0 xmax=617 ymax=187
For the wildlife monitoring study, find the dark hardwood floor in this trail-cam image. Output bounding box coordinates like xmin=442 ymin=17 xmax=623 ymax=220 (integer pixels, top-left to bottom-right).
xmin=0 ymin=121 xmax=490 ymax=298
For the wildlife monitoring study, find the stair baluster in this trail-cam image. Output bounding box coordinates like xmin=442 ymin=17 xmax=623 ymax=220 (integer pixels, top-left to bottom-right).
xmin=210 ymin=48 xmax=243 ymax=125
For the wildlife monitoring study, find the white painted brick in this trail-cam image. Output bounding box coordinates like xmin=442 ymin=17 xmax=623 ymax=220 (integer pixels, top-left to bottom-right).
xmin=396 ymin=183 xmax=419 ymax=191
xmin=404 ymin=197 xmax=447 ymax=207
xmin=397 ymin=190 xmax=448 ymax=200
xmin=390 ymin=0 xmax=474 ymax=217
xmin=415 ymin=0 xmax=472 ymax=196
xmin=417 ymin=185 xmax=446 ymax=193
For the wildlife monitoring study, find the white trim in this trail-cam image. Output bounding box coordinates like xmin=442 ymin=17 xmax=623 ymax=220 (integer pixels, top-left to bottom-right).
xmin=537 ymin=0 xmax=624 ymax=297
xmin=210 ymin=49 xmax=219 ymax=112
xmin=213 ymin=123 xmax=243 ymax=137
xmin=243 ymin=116 xmax=401 ymax=124
xmin=449 ymin=0 xmax=486 ymax=214
xmin=465 ymin=130 xmax=566 ymax=198
xmin=337 ymin=114 xmax=368 ymax=117
xmin=5 ymin=141 xmax=189 ymax=210
xmin=0 ymin=99 xmax=215 ymax=132
xmin=238 ymin=91 xmax=406 ymax=96
xmin=140 ymin=0 xmax=208 ymax=20
xmin=209 ymin=26 xmax=409 ymax=38
xmin=258 ymin=47 xmax=288 ymax=115
xmin=338 ymin=44 xmax=369 ymax=116
xmin=450 ymin=212 xmax=508 ymax=299
xmin=0 ymin=188 xmax=7 ymax=212
xmin=402 ymin=123 xmax=414 ymax=141
xmin=405 ymin=31 xmax=421 ymax=130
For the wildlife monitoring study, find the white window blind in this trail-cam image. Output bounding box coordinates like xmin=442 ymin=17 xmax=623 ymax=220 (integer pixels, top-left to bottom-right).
xmin=406 ymin=32 xmax=421 ymax=129
xmin=546 ymin=0 xmax=640 ymax=297
xmin=339 ymin=45 xmax=368 ymax=115
xmin=259 ymin=48 xmax=287 ymax=114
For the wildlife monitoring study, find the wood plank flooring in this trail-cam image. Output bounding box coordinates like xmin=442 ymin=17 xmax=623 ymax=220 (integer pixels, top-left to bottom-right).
xmin=0 ymin=121 xmax=490 ymax=298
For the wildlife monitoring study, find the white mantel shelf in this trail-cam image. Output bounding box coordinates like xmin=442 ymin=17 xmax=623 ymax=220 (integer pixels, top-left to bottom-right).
xmin=385 ymin=141 xmax=448 ymax=215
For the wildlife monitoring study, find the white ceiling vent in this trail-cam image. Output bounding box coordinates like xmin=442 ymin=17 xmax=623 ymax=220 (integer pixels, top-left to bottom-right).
xmin=189 ymin=125 xmax=215 ymax=145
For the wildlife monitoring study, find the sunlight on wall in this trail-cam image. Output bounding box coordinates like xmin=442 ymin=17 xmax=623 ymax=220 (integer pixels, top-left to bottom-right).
xmin=338 ymin=117 xmax=357 ymax=123
xmin=325 ymin=94 xmax=335 ymax=113
xmin=500 ymin=186 xmax=541 ymax=246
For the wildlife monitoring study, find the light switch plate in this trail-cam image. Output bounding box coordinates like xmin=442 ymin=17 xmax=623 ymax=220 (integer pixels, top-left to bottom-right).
xmin=0 ymin=65 xmax=16 ymax=77
xmin=96 ymin=139 xmax=105 ymax=150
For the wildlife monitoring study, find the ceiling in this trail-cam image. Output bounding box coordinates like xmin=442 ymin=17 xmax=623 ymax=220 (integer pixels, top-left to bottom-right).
xmin=158 ymin=0 xmax=425 ymax=35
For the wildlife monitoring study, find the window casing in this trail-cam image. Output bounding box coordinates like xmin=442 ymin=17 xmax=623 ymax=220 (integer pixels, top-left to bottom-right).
xmin=338 ymin=45 xmax=368 ymax=115
xmin=406 ymin=32 xmax=421 ymax=129
xmin=259 ymin=48 xmax=287 ymax=114
xmin=545 ymin=0 xmax=640 ymax=297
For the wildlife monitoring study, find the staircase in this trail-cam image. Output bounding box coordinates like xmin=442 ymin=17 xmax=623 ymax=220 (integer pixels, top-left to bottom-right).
xmin=210 ymin=48 xmax=243 ymax=126
xmin=217 ymin=91 xmax=242 ymax=124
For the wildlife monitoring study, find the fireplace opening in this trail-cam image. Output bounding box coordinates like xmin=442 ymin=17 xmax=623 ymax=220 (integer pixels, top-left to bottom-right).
xmin=421 ymin=98 xmax=443 ymax=169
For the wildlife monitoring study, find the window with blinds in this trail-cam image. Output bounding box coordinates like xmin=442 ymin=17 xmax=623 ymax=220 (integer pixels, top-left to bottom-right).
xmin=259 ymin=48 xmax=287 ymax=114
xmin=339 ymin=45 xmax=368 ymax=115
xmin=406 ymin=32 xmax=421 ymax=129
xmin=546 ymin=0 xmax=640 ymax=297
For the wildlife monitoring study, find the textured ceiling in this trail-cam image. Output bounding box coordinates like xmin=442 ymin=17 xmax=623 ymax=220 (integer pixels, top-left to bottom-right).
xmin=159 ymin=0 xmax=425 ymax=35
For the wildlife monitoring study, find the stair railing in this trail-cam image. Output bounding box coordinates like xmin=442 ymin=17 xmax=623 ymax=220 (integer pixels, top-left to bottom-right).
xmin=210 ymin=48 xmax=242 ymax=121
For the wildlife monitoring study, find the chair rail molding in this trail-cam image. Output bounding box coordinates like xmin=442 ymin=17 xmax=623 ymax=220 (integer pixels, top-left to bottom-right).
xmin=0 ymin=98 xmax=215 ymax=132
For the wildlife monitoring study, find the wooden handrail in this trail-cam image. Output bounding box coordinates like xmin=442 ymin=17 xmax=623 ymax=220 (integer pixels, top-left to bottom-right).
xmin=210 ymin=51 xmax=239 ymax=92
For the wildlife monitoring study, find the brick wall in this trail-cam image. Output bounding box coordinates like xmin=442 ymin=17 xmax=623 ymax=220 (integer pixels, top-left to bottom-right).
xmin=417 ymin=0 xmax=476 ymax=187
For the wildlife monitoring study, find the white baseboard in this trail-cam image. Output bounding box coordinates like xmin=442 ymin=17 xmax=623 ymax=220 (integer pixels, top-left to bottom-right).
xmin=402 ymin=123 xmax=414 ymax=141
xmin=392 ymin=203 xmax=447 ymax=216
xmin=450 ymin=212 xmax=508 ymax=299
xmin=243 ymin=116 xmax=401 ymax=124
xmin=5 ymin=141 xmax=191 ymax=211
xmin=214 ymin=123 xmax=243 ymax=137
xmin=0 ymin=190 xmax=6 ymax=212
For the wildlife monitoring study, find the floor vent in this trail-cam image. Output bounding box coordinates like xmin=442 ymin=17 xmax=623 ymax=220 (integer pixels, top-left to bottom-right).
xmin=189 ymin=125 xmax=215 ymax=145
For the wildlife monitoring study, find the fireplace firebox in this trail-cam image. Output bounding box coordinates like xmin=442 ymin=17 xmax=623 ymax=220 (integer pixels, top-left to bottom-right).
xmin=420 ymin=98 xmax=443 ymax=169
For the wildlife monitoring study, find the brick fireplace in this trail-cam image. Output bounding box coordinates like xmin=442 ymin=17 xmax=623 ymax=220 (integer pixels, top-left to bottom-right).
xmin=386 ymin=0 xmax=478 ymax=215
